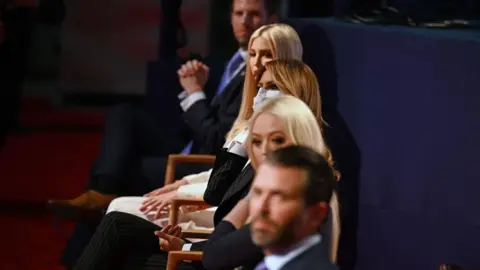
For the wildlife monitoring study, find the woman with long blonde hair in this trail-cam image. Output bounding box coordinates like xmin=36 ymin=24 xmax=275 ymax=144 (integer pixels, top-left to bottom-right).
xmin=107 ymin=23 xmax=304 ymax=222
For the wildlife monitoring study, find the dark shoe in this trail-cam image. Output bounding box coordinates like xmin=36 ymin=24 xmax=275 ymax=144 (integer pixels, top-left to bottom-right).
xmin=47 ymin=190 xmax=115 ymax=221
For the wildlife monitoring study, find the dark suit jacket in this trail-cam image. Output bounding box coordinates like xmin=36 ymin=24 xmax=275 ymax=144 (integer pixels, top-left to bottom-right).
xmin=281 ymin=240 xmax=338 ymax=270
xmin=183 ymin=67 xmax=245 ymax=154
xmin=203 ymin=149 xmax=255 ymax=226
xmin=190 ymin=150 xmax=255 ymax=253
xmin=189 ymin=149 xmax=337 ymax=270
xmin=201 ymin=221 xmax=337 ymax=270
xmin=203 ymin=149 xmax=249 ymax=206
xmin=201 ymin=200 xmax=335 ymax=270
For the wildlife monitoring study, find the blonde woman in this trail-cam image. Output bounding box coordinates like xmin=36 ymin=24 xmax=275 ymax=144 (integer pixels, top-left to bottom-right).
xmin=73 ymin=95 xmax=339 ymax=270
xmin=107 ymin=24 xmax=304 ymax=223
xmin=202 ymin=95 xmax=340 ymax=269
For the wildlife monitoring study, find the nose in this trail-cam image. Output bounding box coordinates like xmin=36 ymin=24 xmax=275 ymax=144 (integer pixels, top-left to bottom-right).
xmin=240 ymin=12 xmax=252 ymax=26
xmin=258 ymin=195 xmax=270 ymax=217
xmin=253 ymin=56 xmax=261 ymax=73
xmin=260 ymin=141 xmax=269 ymax=157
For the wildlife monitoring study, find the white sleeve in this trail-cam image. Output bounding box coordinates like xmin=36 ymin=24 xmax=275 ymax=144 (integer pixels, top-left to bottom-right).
xmin=182 ymin=243 xmax=192 ymax=251
xmin=179 ymin=91 xmax=207 ymax=111
xmin=177 ymin=182 xmax=208 ymax=198
xmin=228 ymin=142 xmax=248 ymax=157
xmin=223 ymin=131 xmax=248 ymax=157
xmin=184 ymin=169 xmax=213 ymax=184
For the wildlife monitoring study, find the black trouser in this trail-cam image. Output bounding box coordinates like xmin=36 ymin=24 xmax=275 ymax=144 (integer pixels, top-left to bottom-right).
xmin=87 ymin=103 xmax=209 ymax=196
xmin=62 ymin=104 xmax=211 ymax=267
xmin=73 ymin=212 xmax=202 ymax=270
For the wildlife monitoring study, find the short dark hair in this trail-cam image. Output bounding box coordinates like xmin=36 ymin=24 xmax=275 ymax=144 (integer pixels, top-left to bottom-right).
xmin=230 ymin=0 xmax=280 ymax=16
xmin=266 ymin=145 xmax=337 ymax=205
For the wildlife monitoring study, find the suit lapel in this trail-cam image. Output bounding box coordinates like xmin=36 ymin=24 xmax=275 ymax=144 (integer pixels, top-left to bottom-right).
xmin=280 ymin=242 xmax=335 ymax=270
xmin=220 ymin=164 xmax=254 ymax=205
xmin=211 ymin=67 xmax=245 ymax=107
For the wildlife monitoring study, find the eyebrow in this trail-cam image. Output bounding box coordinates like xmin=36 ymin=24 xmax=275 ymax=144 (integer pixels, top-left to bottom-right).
xmin=250 ymin=48 xmax=272 ymax=53
xmin=250 ymin=131 xmax=284 ymax=137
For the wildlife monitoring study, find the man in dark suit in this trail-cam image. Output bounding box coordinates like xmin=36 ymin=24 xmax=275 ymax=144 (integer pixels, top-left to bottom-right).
xmin=50 ymin=0 xmax=279 ymax=268
xmin=249 ymin=146 xmax=338 ymax=270
xmin=47 ymin=0 xmax=279 ymax=218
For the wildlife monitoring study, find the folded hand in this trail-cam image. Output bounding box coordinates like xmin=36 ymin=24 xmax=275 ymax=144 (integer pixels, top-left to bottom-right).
xmin=155 ymin=224 xmax=185 ymax=252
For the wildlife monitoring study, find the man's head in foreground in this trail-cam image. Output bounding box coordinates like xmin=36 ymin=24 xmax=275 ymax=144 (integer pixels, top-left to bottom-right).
xmin=249 ymin=145 xmax=336 ymax=254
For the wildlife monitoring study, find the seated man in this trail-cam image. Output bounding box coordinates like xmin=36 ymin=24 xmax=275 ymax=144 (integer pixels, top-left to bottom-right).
xmin=249 ymin=145 xmax=338 ymax=270
xmin=47 ymin=0 xmax=279 ymax=220
xmin=49 ymin=0 xmax=280 ymax=268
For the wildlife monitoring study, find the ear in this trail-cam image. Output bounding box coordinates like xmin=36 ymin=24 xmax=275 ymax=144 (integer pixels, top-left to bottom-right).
xmin=267 ymin=13 xmax=279 ymax=24
xmin=307 ymin=202 xmax=328 ymax=227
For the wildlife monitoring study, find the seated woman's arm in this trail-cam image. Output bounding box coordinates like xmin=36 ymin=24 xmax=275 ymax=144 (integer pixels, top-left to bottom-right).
xmin=203 ymin=149 xmax=248 ymax=206
xmin=177 ymin=182 xmax=208 ymax=198
xmin=183 ymin=169 xmax=213 ymax=184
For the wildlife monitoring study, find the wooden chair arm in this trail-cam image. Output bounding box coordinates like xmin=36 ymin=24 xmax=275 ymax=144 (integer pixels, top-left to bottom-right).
xmin=166 ymin=251 xmax=203 ymax=270
xmin=181 ymin=229 xmax=212 ymax=239
xmin=164 ymin=154 xmax=216 ymax=185
xmin=169 ymin=198 xmax=211 ymax=225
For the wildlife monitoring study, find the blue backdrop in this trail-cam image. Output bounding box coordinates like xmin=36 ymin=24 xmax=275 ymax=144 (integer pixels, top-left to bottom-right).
xmin=289 ymin=18 xmax=480 ymax=270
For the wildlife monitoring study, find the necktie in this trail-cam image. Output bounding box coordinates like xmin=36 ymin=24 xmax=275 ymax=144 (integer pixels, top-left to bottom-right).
xmin=216 ymin=51 xmax=244 ymax=95
xmin=254 ymin=261 xmax=269 ymax=270
xmin=181 ymin=51 xmax=244 ymax=155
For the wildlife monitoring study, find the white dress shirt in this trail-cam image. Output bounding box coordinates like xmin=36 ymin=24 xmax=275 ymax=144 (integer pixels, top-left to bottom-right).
xmin=178 ymin=49 xmax=247 ymax=111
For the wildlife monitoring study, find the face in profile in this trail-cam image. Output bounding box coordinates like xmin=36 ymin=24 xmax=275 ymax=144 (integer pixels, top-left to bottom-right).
xmin=250 ymin=112 xmax=290 ymax=166
xmin=249 ymin=37 xmax=274 ymax=76
xmin=231 ymin=0 xmax=270 ymax=49
xmin=249 ymin=162 xmax=307 ymax=250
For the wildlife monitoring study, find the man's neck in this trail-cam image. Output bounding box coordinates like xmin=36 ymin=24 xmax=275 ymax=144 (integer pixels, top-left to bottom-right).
xmin=263 ymin=232 xmax=316 ymax=256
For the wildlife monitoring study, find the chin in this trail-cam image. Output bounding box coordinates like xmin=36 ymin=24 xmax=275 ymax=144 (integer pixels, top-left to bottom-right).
xmin=238 ymin=39 xmax=249 ymax=48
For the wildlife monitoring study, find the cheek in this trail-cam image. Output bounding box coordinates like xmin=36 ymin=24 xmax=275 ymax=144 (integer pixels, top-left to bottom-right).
xmin=252 ymin=17 xmax=262 ymax=27
xmin=250 ymin=57 xmax=260 ymax=74
xmin=232 ymin=17 xmax=239 ymax=28
xmin=249 ymin=56 xmax=256 ymax=65
xmin=272 ymin=205 xmax=301 ymax=225
xmin=253 ymin=146 xmax=264 ymax=162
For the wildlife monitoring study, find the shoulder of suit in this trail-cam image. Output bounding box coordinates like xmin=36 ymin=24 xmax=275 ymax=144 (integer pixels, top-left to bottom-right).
xmin=281 ymin=243 xmax=336 ymax=270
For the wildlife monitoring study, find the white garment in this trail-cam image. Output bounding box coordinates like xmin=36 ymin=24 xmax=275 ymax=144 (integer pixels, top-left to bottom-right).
xmin=106 ymin=132 xmax=249 ymax=229
xmin=107 ymin=196 xmax=217 ymax=231
xmin=252 ymin=88 xmax=283 ymax=111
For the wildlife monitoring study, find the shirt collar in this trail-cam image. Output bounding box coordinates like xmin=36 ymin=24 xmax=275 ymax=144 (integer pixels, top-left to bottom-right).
xmin=238 ymin=49 xmax=248 ymax=61
xmin=263 ymin=234 xmax=322 ymax=270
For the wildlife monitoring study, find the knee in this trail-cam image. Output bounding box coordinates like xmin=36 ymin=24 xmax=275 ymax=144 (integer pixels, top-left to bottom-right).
xmin=105 ymin=209 xmax=144 ymax=226
xmin=106 ymin=197 xmax=125 ymax=213
xmin=104 ymin=211 xmax=125 ymax=222
xmin=106 ymin=197 xmax=145 ymax=214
